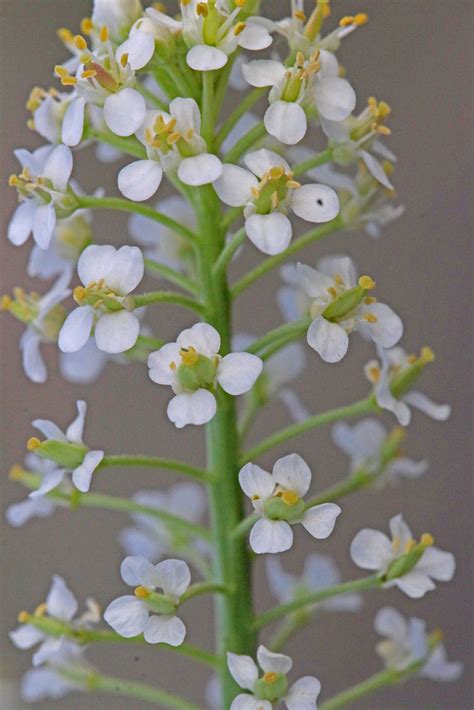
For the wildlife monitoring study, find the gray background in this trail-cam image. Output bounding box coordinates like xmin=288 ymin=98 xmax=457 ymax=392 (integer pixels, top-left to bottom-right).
xmin=1 ymin=1 xmax=472 ymax=708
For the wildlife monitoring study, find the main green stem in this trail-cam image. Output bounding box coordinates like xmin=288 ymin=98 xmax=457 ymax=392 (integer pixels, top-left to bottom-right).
xmin=193 ymin=185 xmax=256 ymax=706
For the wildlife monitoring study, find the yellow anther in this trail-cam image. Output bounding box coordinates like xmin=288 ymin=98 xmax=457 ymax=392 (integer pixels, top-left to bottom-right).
xmin=269 ymin=165 xmax=285 ymax=180
xmin=364 ymin=296 xmax=377 ymax=304
xmin=354 ymin=13 xmax=369 ymax=26
xmin=73 ymin=286 xmax=87 ymax=304
xmin=420 ymin=346 xmax=435 ymax=363
xmin=382 ymin=160 xmax=394 ymax=176
xmin=339 ymin=15 xmax=354 ymax=27
xmin=99 ymin=26 xmax=109 ymax=43
xmin=358 ymin=275 xmax=376 ymax=290
xmin=363 ymin=313 xmax=378 ymax=324
xmin=169 ymin=361 xmax=177 ymax=371
xmin=391 ymin=536 xmax=401 ymax=553
xmin=152 ymin=2 xmax=166 ymax=10
xmin=74 ymin=34 xmax=88 ymax=50
xmin=27 ymin=119 xmax=36 ymax=130
xmin=9 ymin=465 xmax=23 ymax=481
xmin=180 ymin=346 xmax=199 ymax=366
xmin=421 ymin=533 xmax=434 ymax=547
xmin=271 ymin=191 xmax=279 ymax=210
xmin=196 ymin=3 xmax=208 ymax=17
xmin=296 ymin=51 xmax=305 ymax=67
xmin=81 ymin=69 xmax=97 ymax=79
xmin=27 ymin=437 xmax=41 ymax=451
xmin=62 ymin=76 xmax=78 ymax=86
xmin=34 ymin=602 xmax=47 ymax=617
xmin=407 ymin=353 xmax=417 ymax=364
xmin=294 ymin=10 xmax=306 ymax=21
xmin=1 ymin=294 xmax=12 ymax=310
xmin=18 ymin=611 xmax=30 ymax=623
xmin=234 ymin=22 xmax=247 ymax=36
xmin=287 ymin=180 xmax=301 ymax=189
xmin=80 ymin=17 xmax=93 ymax=35
xmin=376 ymin=125 xmax=392 ymax=136
xmin=144 ymin=128 xmax=154 ymax=145
xmin=378 ymin=101 xmax=391 ymax=118
xmin=322 ymin=2 xmax=331 ymax=18
xmin=251 ymin=494 xmax=260 ymax=501
xmin=167 ymin=131 xmax=181 ymax=145
xmin=120 ymin=52 xmax=129 ymax=67
xmin=327 ymin=286 xmax=337 ymax=298
xmin=57 ymin=28 xmax=74 ymax=44
xmin=235 ymin=0 xmax=246 ymax=7
xmin=263 ymin=671 xmax=278 ymax=683
xmin=333 ymin=273 xmax=344 ymax=285
xmin=250 ymin=187 xmax=260 ymax=200
xmin=134 ymin=585 xmax=151 ymax=599
xmin=368 ymin=365 xmax=381 ymax=383
xmin=432 ymin=627 xmax=444 ymax=643
xmin=54 ymin=65 xmax=69 ymax=79
xmin=282 ymin=490 xmax=300 ymax=506
xmin=404 ymin=538 xmax=416 ymax=554
xmin=183 ymin=127 xmax=195 ymax=141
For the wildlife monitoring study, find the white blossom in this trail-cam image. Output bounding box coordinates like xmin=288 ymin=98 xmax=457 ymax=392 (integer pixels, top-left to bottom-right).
xmin=375 ymin=607 xmax=463 ymax=681
xmin=104 ymin=556 xmax=190 ymax=646
xmin=59 ymin=244 xmax=144 ymax=355
xmin=278 ymin=255 xmax=403 ymax=362
xmin=239 ymin=454 xmax=341 ymax=554
xmin=350 ymin=514 xmax=456 ymax=599
xmin=228 ymin=645 xmax=321 ymax=709
xmin=92 ymin=0 xmax=144 ymax=43
xmin=214 ymin=149 xmax=339 ymax=255
xmin=6 ymin=458 xmax=57 ymax=527
xmin=148 ymin=322 xmax=262 ymax=428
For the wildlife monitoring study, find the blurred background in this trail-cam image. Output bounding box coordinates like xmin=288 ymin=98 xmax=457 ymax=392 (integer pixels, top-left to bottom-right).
xmin=1 ymin=1 xmax=472 ymax=708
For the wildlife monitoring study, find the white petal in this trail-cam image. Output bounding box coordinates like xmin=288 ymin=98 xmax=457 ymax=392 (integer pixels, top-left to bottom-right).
xmin=29 ymin=468 xmax=66 ymax=498
xmin=117 ymin=30 xmax=155 ymax=71
xmin=264 ymin=101 xmax=307 ymax=145
xmin=154 ymin=558 xmax=191 ymax=599
xmin=227 ymin=652 xmax=259 ymax=690
xmin=301 ymin=503 xmax=341 ymax=539
xmin=169 ymin=97 xmax=202 ymax=134
xmin=285 ymin=676 xmax=321 ymax=710
xmin=245 ymin=213 xmax=292 ymax=255
xmin=167 ymin=390 xmax=217 ymax=428
xmin=94 ymin=311 xmax=140 ymax=353
xmin=291 ymin=184 xmax=340 ymax=223
xmin=314 ymin=77 xmax=356 ymax=122
xmin=213 ymin=164 xmax=257 ymax=207
xmin=257 ymin=645 xmax=292 ymax=674
xmin=241 ymin=59 xmax=286 ymax=88
xmin=104 ymin=595 xmax=149 ymax=637
xmin=32 ymin=203 xmax=56 ymax=249
xmin=238 ymin=23 xmax=272 ymax=50
xmin=20 ymin=329 xmax=47 ymax=384
xmin=278 ymin=389 xmax=310 ymax=423
xmin=374 ymin=606 xmax=408 ymax=642
xmin=121 ymin=555 xmax=159 ymax=588
xmin=265 ymin=557 xmax=296 ymax=602
xmin=244 ymin=148 xmax=290 ymax=178
xmin=148 ymin=343 xmax=181 ymax=385
xmin=143 ymin=614 xmax=186 ymax=646
xmin=21 ymin=668 xmax=75 ymax=702
xmin=318 ymin=50 xmax=339 ymax=78
xmin=118 ymin=160 xmax=163 ymax=201
xmin=6 ymin=498 xmax=55 ymax=527
xmin=231 ymin=696 xmax=272 ymax=710
xmin=307 ymin=317 xmax=349 ymax=363
xmin=318 ymin=255 xmax=357 ymax=287
xmin=177 ymin=154 xmax=223 ymax=186
xmin=9 ymin=624 xmax=44 ymax=649
xmin=177 ymin=322 xmax=220 ymax=357
xmin=42 ymin=144 xmax=73 ymax=190
xmin=357 ymin=302 xmax=403 ymax=349
xmin=272 ymin=453 xmax=312 ymax=497
xmin=395 ymin=571 xmax=436 ymax=599
xmin=46 ymin=575 xmax=78 ymax=621
xmin=62 ymin=97 xmax=86 ymax=147
xmin=7 ymin=200 xmax=35 ymax=246
xmin=65 ymin=400 xmax=86 ymax=443
xmin=186 ymin=45 xmax=228 ymax=71
xmin=415 ymin=547 xmax=456 ymax=582
xmin=239 ymin=463 xmax=275 ymax=500
xmin=249 ymin=518 xmax=293 ymax=554
xmin=58 ymin=304 xmax=94 ymax=352
xmin=59 ymin=339 xmax=108 ymax=384
xmin=403 ymin=391 xmax=451 ymax=421
xmin=72 ymin=450 xmax=104 ymax=492
xmin=106 ymin=245 xmax=144 ymax=294
xmin=332 ymin=418 xmax=386 ymax=463
xmin=296 ymin=263 xmax=334 ymax=299
xmin=217 ymin=352 xmax=263 ymax=395
xmin=422 ymin=645 xmax=463 ymax=681
xmin=388 ymin=457 xmax=429 ymax=479
xmin=359 ymin=150 xmax=394 ymax=190
xmin=32 ymin=417 xmax=65 ymax=440
xmin=78 ymin=244 xmax=117 ymax=285
xmin=350 ymin=529 xmax=393 ymax=570
xmin=388 ymin=513 xmax=413 ymax=549
xmin=103 ymin=88 xmax=147 ymax=136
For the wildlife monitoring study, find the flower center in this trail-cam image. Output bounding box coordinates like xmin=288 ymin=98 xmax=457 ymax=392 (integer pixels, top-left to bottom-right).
xmin=171 ymin=349 xmax=218 ymax=392
xmin=251 ymin=165 xmax=300 ymax=215
xmin=281 ymin=490 xmax=300 ymax=506
xmin=263 ymin=672 xmax=277 ymax=683
xmin=73 ymin=280 xmax=124 ymax=313
xmin=145 ymin=115 xmax=196 ymax=158
xmin=281 ymin=50 xmax=320 ymax=102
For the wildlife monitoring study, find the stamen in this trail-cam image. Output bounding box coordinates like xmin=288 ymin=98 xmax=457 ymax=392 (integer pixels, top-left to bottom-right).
xmin=99 ymin=26 xmax=109 ymax=43
xmin=27 ymin=437 xmax=41 ymax=451
xmin=281 ymin=490 xmax=299 ymax=506
xmin=34 ymin=602 xmax=47 ymax=617
xmin=134 ymin=585 xmax=151 ymax=599
xmin=74 ymin=34 xmax=88 ymax=50
xmin=9 ymin=465 xmax=23 ymax=481
xmin=57 ymin=28 xmax=74 ymax=44
xmin=180 ymin=346 xmax=199 ymax=366
xmin=363 ymin=313 xmax=378 ymax=323
xmin=358 ymin=275 xmax=376 ymax=290
xmin=392 ymin=536 xmax=401 ymax=552
xmin=234 ymin=22 xmax=246 ymax=36
xmin=80 ymin=17 xmax=93 ymax=35
xmin=263 ymin=671 xmax=278 ymax=683
xmin=18 ymin=611 xmax=29 ymax=623
xmin=403 ymin=538 xmax=416 ymax=553
xmin=73 ymin=286 xmax=87 ymax=304
xmin=120 ymin=52 xmax=129 ymax=68
xmin=421 ymin=533 xmax=434 ymax=546
xmin=420 ymin=346 xmax=435 ymax=363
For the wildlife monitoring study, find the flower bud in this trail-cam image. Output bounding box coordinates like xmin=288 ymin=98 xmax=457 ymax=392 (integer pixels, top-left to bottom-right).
xmin=28 ymin=437 xmax=88 ymax=469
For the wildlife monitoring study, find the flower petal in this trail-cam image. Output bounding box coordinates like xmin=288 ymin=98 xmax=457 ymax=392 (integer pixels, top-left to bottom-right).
xmin=291 ymin=184 xmax=340 ymax=223
xmin=238 ymin=23 xmax=273 ymax=50
xmin=154 ymin=558 xmax=191 ymax=599
xmin=307 ymin=317 xmax=349 ymax=363
xmin=374 ymin=606 xmax=408 ymax=642
xmin=264 ymin=101 xmax=307 ymax=145
xmin=58 ymin=306 xmax=94 ymax=353
xmin=301 ymin=503 xmax=341 ymax=539
xmin=106 ymin=245 xmax=144 ymax=294
xmin=213 ymin=164 xmax=257 ymax=206
xmin=118 ymin=160 xmax=163 ymax=201
xmin=20 ymin=329 xmax=47 ymax=384
xmin=356 ymin=302 xmax=403 ymax=349
xmin=121 ymin=555 xmax=159 ymax=587
xmin=46 ymin=575 xmax=78 ymax=621
xmin=245 ymin=213 xmax=292 ymax=255
xmin=241 ymin=60 xmax=286 ymax=88
xmin=314 ymin=76 xmax=356 ymax=122
xmin=29 ymin=468 xmax=66 ymax=498
xmin=8 ymin=200 xmax=35 ymax=246
xmin=9 ymin=624 xmax=44 ymax=650
xmin=117 ymin=30 xmax=155 ymax=70
xmin=42 ymin=144 xmax=73 ymax=190
xmin=143 ymin=614 xmax=186 ymax=646
xmin=167 ymin=390 xmax=217 ymax=428
xmin=103 ymin=88 xmax=146 ymax=136
xmin=104 ymin=595 xmax=149 ymax=637
xmin=62 ymin=97 xmax=86 ymax=147
xmin=148 ymin=343 xmax=181 ymax=385
xmin=249 ymin=518 xmax=293 ymax=554
xmin=65 ymin=400 xmax=86 ymax=443
xmin=231 ymin=696 xmax=272 ymax=710
xmin=239 ymin=463 xmax=275 ymax=501
xmin=78 ymin=244 xmax=117 ymax=285
xmin=177 ymin=154 xmax=223 ymax=186
xmin=177 ymin=322 xmax=220 ymax=357
xmin=94 ymin=311 xmax=140 ymax=353
xmin=217 ymin=352 xmax=263 ymax=395
xmin=403 ymin=391 xmax=451 ymax=421
xmin=257 ymin=644 xmax=292 ymax=674
xmin=415 ymin=547 xmax=455 ymax=582
xmin=285 ymin=676 xmax=321 ymax=710
xmin=244 ymin=149 xmax=290 ymax=178
xmin=186 ymin=45 xmax=228 ymax=71
xmin=350 ymin=529 xmax=393 ymax=570
xmin=227 ymin=652 xmax=259 ymax=690
xmin=272 ymin=453 xmax=312 ymax=497
xmin=359 ymin=150 xmax=394 ymax=190
xmin=32 ymin=203 xmax=56 ymax=249
xmin=72 ymin=449 xmax=104 ymax=492
xmin=395 ymin=571 xmax=436 ymax=598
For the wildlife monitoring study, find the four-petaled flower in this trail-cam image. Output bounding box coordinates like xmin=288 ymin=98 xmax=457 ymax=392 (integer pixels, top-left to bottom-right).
xmin=59 ymin=244 xmax=144 ymax=354
xmin=239 ymin=453 xmax=341 ymax=554
xmin=214 ymin=149 xmax=339 ymax=255
xmin=227 ymin=645 xmax=321 ymax=709
xmin=104 ymin=556 xmax=190 ymax=646
xmin=148 ymin=322 xmax=263 ymax=428
xmin=350 ymin=514 xmax=455 ymax=598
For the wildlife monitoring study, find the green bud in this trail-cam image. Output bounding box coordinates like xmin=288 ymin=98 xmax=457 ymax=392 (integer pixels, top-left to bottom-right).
xmin=254 ymin=672 xmax=288 ymax=702
xmin=384 ymin=537 xmax=433 ymax=582
xmin=264 ymin=496 xmax=305 ymax=522
xmin=31 ymin=439 xmax=88 ymax=469
xmin=322 ymin=285 xmax=367 ymax=322
xmin=390 ymin=350 xmax=434 ymax=399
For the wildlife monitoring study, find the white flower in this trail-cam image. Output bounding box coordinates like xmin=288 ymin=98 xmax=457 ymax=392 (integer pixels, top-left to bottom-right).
xmin=213 ymin=149 xmax=339 ymax=255
xmin=129 ymin=195 xmax=196 ymax=274
xmin=92 ymin=0 xmax=144 ymax=43
xmin=350 ymin=514 xmax=456 ymax=599
xmin=26 ymin=86 xmax=78 ymax=145
xmin=8 ymin=144 xmax=75 ymax=250
xmin=104 ymin=556 xmax=190 ymax=646
xmin=364 ymin=345 xmax=451 ymax=426
xmin=119 ymin=483 xmax=207 ymax=564
xmin=6 ymin=456 xmax=57 ymax=527
xmin=239 ymin=454 xmax=341 ymax=554
xmin=278 ymin=255 xmax=403 ymax=363
xmin=58 ymin=244 xmax=144 ymax=355
xmin=28 ymin=400 xmax=104 ymax=495
xmin=146 ymin=2 xmax=272 ymax=72
xmin=332 ymin=419 xmax=428 ymax=484
xmin=119 ymin=98 xmax=223 ymax=200
xmin=227 ymin=645 xmax=321 ymax=709
xmin=242 ymin=50 xmax=355 ymax=145
xmin=375 ymin=607 xmax=463 ymax=681
xmin=20 ymin=664 xmax=83 ymax=703
xmin=148 ymin=322 xmax=263 ymax=428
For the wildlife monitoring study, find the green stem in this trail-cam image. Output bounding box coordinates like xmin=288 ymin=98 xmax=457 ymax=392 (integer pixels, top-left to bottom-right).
xmin=76 ymin=196 xmax=198 ymax=244
xmin=214 ymin=54 xmax=237 ymax=122
xmin=259 ymin=330 xmax=306 ymax=361
xmin=238 ymin=392 xmax=265 ymax=442
xmin=232 ymin=216 xmax=343 ymax=298
xmin=253 ymin=575 xmax=381 ymax=630
xmin=241 ymin=396 xmax=376 ymax=464
xmin=221 ymin=206 xmax=243 ymax=232
xmin=135 ymin=81 xmax=168 ymax=110
xmin=215 ymin=87 xmax=266 ymax=150
xmin=98 ymin=455 xmax=210 ymax=482
xmin=144 ymin=258 xmax=198 ymax=295
xmin=292 ymin=147 xmax=333 ymax=178
xmin=166 ymin=63 xmax=197 ymax=100
xmin=132 ymin=290 xmax=205 ymax=314
xmin=305 ymin=470 xmax=373 ymax=509
xmin=212 ymin=227 xmax=246 ymax=277
xmin=223 ymin=121 xmax=267 ymax=164
xmin=88 ymin=128 xmax=146 ymax=159
xmin=201 ymin=70 xmax=215 ymax=147
xmin=245 ymin=318 xmax=311 ymax=356
xmin=269 ymin=611 xmax=310 ymax=652
xmin=180 ymin=582 xmax=231 ymax=603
